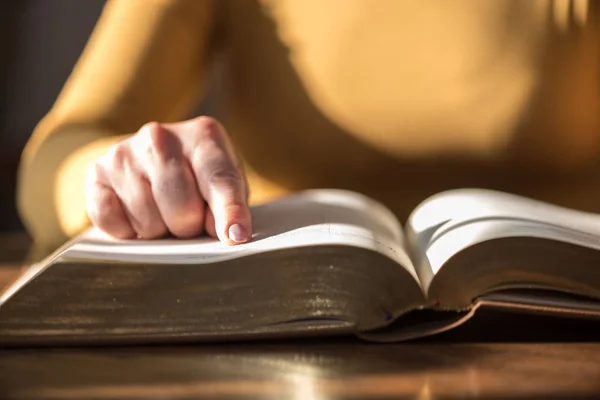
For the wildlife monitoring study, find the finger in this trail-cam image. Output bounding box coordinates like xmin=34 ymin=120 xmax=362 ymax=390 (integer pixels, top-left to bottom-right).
xmin=169 ymin=117 xmax=250 ymax=202
xmin=114 ymin=172 xmax=168 ymax=239
xmin=204 ymin=206 xmax=217 ymax=238
xmin=86 ymin=163 xmax=136 ymax=239
xmin=185 ymin=118 xmax=252 ymax=244
xmin=97 ymin=141 xmax=168 ymax=239
xmin=133 ymin=122 xmax=205 ymax=238
xmin=209 ymin=121 xmax=250 ymax=202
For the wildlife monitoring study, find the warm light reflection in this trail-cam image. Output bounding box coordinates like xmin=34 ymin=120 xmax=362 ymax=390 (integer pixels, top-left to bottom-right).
xmin=289 ymin=369 xmax=322 ymax=400
xmin=416 ymin=381 xmax=433 ymax=400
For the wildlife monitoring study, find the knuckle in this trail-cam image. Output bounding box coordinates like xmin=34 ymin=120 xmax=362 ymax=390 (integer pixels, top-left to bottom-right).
xmin=126 ymin=187 xmax=167 ymax=237
xmin=135 ymin=217 xmax=166 ymax=238
xmin=86 ymin=160 xmax=103 ymax=183
xmin=207 ymin=167 xmax=243 ymax=187
xmin=206 ymin=168 xmax=247 ymax=208
xmin=155 ymin=173 xmax=190 ymax=197
xmin=86 ymin=187 xmax=135 ymax=238
xmin=195 ymin=116 xmax=220 ymax=131
xmin=138 ymin=121 xmax=167 ymax=146
xmin=106 ymin=142 xmax=130 ymax=171
xmin=131 ymin=193 xmax=156 ymax=219
xmin=137 ymin=121 xmax=180 ymax=163
xmin=140 ymin=121 xmax=162 ymax=133
xmin=95 ymin=191 xmax=119 ymax=218
xmin=87 ymin=190 xmax=119 ymax=226
xmin=196 ymin=117 xmax=223 ymax=143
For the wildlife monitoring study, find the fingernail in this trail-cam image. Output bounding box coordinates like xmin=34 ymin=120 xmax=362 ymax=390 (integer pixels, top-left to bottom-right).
xmin=228 ymin=223 xmax=249 ymax=243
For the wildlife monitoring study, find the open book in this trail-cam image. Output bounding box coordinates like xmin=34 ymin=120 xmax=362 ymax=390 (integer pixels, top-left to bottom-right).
xmin=2 ymin=188 xmax=600 ymax=345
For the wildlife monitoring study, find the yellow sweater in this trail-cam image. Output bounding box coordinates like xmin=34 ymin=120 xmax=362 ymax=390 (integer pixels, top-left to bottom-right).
xmin=17 ymin=0 xmax=600 ymax=249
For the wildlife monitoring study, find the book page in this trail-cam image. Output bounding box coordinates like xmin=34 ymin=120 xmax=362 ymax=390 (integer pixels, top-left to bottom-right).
xmin=480 ymin=289 xmax=600 ymax=313
xmin=405 ymin=189 xmax=600 ymax=289
xmin=64 ymin=189 xmax=419 ymax=283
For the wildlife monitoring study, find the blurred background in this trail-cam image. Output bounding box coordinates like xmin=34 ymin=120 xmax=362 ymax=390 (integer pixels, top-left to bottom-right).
xmin=0 ymin=0 xmax=106 ymax=233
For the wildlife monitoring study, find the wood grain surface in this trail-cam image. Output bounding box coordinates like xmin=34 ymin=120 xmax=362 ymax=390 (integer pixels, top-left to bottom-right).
xmin=1 ymin=236 xmax=600 ymax=399
xmin=1 ymin=340 xmax=600 ymax=399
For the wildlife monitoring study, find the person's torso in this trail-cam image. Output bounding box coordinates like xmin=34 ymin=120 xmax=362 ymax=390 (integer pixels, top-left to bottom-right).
xmin=217 ymin=0 xmax=600 ymax=219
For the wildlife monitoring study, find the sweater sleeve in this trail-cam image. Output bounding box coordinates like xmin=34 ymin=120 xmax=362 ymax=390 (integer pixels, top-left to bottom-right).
xmin=17 ymin=0 xmax=217 ymax=249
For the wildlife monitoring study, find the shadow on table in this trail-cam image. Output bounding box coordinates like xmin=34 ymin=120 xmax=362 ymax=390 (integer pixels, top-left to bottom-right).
xmin=419 ymin=307 xmax=600 ymax=343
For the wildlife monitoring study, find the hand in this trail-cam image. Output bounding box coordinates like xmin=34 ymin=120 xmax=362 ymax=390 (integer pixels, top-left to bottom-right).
xmin=85 ymin=117 xmax=251 ymax=244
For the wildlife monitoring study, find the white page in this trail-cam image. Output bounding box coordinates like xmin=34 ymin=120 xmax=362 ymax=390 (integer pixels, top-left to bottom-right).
xmin=408 ymin=188 xmax=600 ymax=254
xmin=65 ymin=189 xmax=419 ymax=282
xmin=405 ymin=188 xmax=600 ymax=284
xmin=426 ymin=218 xmax=600 ymax=276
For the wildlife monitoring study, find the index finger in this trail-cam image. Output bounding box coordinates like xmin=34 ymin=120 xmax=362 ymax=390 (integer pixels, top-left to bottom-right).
xmin=180 ymin=118 xmax=252 ymax=244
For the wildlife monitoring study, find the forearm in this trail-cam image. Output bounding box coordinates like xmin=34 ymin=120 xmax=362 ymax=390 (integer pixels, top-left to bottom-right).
xmin=18 ymin=130 xmax=125 ymax=263
xmin=17 ymin=121 xmax=128 ymax=248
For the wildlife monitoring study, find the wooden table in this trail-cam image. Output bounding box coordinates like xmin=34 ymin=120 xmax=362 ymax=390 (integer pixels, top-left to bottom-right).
xmin=1 ymin=237 xmax=600 ymax=399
